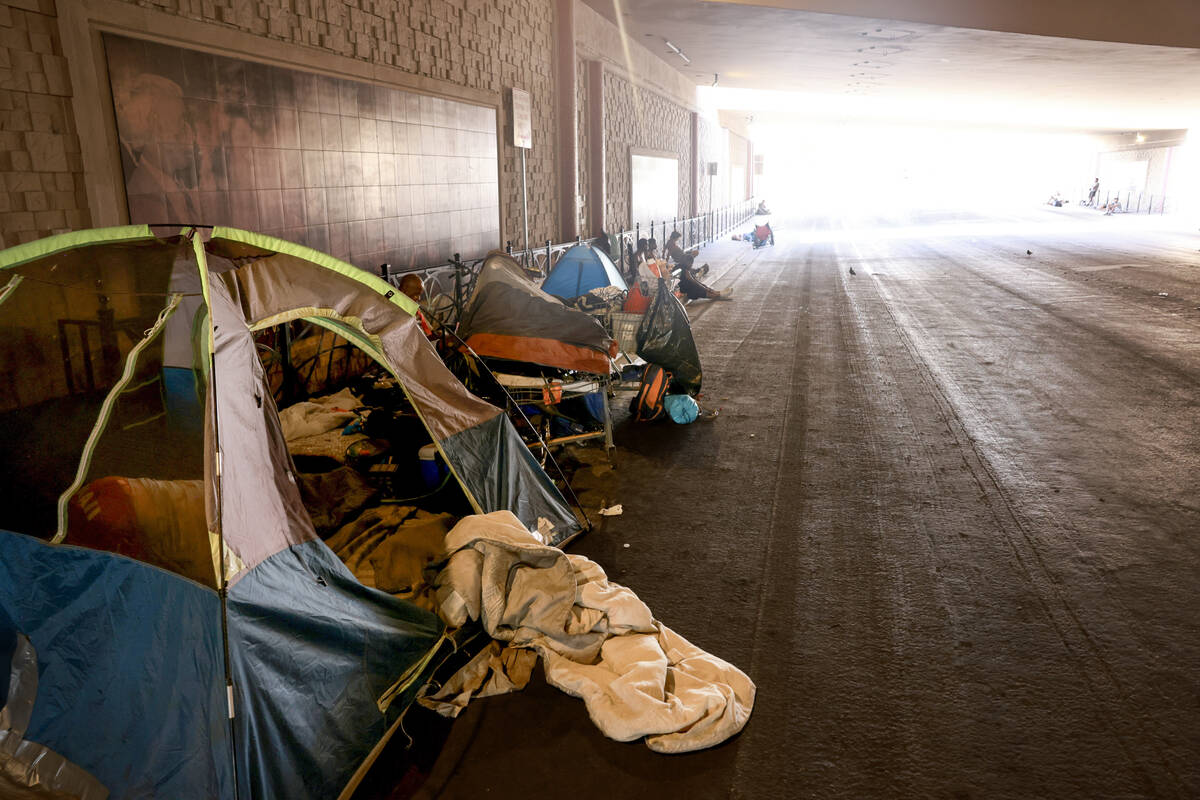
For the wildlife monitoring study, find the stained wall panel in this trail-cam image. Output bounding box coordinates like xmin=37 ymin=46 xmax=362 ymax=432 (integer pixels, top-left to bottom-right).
xmin=104 ymin=34 xmax=500 ymax=270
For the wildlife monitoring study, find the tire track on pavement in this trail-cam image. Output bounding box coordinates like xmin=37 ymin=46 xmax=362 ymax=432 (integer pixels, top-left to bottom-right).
xmin=859 ymin=235 xmax=1183 ymax=797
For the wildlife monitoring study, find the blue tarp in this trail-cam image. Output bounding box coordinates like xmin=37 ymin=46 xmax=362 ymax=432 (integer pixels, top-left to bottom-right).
xmin=0 ymin=530 xmax=234 ymax=799
xmin=228 ymin=539 xmax=444 ymax=799
xmin=542 ymin=244 xmax=627 ymax=299
xmin=0 ymin=530 xmax=449 ymax=799
xmin=440 ymin=413 xmax=581 ymax=546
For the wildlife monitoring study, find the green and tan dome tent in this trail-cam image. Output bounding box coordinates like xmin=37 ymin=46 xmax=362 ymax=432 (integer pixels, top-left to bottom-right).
xmin=0 ymin=225 xmax=578 ymax=799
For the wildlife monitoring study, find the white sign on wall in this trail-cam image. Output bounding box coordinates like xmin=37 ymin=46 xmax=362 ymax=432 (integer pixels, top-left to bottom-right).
xmin=509 ymin=87 xmax=531 ymax=149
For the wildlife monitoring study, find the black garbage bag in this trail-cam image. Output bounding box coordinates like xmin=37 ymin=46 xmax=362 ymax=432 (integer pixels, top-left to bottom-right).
xmin=636 ymin=279 xmax=702 ymax=394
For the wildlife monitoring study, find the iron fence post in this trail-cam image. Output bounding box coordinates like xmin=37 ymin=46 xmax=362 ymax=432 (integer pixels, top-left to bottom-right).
xmin=618 ymin=227 xmax=625 ymax=276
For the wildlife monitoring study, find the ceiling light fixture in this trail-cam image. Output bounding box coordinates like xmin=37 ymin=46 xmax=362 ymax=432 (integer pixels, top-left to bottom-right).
xmin=663 ymin=39 xmax=691 ymax=65
xmin=1136 ymin=133 xmax=1146 ymax=143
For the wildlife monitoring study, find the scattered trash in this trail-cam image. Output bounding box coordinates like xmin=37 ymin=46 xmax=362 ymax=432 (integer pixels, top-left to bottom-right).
xmin=1158 ymin=292 xmax=1169 ymax=297
xmin=623 ymin=543 xmax=630 ymax=548
xmin=749 ymin=433 xmax=756 ymax=438
xmin=599 ymin=504 xmax=623 ymax=517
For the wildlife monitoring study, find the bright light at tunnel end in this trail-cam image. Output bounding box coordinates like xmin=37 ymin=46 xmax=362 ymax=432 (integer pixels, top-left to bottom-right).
xmin=702 ymin=87 xmax=1198 ymax=223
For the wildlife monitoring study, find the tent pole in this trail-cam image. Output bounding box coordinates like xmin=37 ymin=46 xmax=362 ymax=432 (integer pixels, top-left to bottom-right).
xmin=198 ymin=223 xmax=243 ymax=800
xmin=211 ymin=350 xmax=242 ymax=800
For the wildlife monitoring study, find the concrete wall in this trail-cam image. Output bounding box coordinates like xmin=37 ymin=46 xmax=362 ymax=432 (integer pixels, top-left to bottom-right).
xmin=573 ymin=0 xmax=696 ymax=107
xmin=0 ymin=0 xmax=89 ymax=247
xmin=1093 ymin=129 xmax=1186 ymax=207
xmin=575 ymin=53 xmax=590 ymax=236
xmin=723 ymin=0 xmax=1200 ymax=49
xmin=697 ymin=114 xmax=728 ymax=211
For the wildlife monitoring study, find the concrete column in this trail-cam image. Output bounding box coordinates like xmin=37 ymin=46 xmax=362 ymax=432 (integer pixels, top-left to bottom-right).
xmin=555 ymin=0 xmax=579 ymax=242
xmin=747 ymin=139 xmax=755 ymax=200
xmin=587 ymin=59 xmax=606 ymax=234
xmin=690 ymin=112 xmax=700 ymax=216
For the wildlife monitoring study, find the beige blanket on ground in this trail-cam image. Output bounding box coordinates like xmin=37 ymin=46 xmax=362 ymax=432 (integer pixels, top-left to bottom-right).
xmin=420 ymin=511 xmax=755 ymax=753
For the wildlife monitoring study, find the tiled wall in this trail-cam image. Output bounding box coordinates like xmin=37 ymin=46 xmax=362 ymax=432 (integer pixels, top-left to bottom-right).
xmin=100 ymin=0 xmax=559 ymax=256
xmin=105 ymin=34 xmax=499 ymax=269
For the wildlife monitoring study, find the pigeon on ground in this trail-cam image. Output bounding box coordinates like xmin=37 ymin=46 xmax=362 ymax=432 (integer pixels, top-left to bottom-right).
xmin=1026 ymin=250 xmax=1033 ymax=256
xmin=848 ymin=267 xmax=856 ymax=275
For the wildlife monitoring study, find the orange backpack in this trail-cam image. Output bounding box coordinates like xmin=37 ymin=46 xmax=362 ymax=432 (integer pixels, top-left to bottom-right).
xmin=633 ymin=364 xmax=671 ymax=422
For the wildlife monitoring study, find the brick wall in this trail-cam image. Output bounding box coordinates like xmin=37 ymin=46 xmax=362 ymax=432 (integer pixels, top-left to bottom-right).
xmin=0 ymin=0 xmax=561 ymax=252
xmin=602 ymin=70 xmax=693 ymax=232
xmin=0 ymin=0 xmax=89 ymax=247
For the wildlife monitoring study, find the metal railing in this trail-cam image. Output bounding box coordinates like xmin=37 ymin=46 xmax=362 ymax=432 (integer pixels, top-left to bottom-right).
xmin=382 ymin=197 xmax=761 ymax=325
xmin=1079 ymin=188 xmax=1171 ymax=214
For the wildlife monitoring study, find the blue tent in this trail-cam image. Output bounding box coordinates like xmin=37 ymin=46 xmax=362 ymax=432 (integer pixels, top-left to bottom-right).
xmin=542 ymin=244 xmax=627 ymax=299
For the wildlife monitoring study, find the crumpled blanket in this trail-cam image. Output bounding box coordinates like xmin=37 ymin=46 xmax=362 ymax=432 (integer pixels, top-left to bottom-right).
xmin=421 ymin=511 xmax=755 ymax=753
xmin=278 ymin=387 xmax=361 ymax=439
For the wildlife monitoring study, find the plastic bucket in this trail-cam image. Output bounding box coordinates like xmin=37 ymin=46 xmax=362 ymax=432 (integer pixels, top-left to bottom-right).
xmin=418 ymin=443 xmax=448 ymax=488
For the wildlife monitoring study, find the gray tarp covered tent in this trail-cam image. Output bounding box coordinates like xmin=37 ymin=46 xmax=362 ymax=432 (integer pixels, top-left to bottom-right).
xmin=0 ymin=225 xmax=578 ymax=799
xmin=457 ymin=251 xmax=617 ymax=374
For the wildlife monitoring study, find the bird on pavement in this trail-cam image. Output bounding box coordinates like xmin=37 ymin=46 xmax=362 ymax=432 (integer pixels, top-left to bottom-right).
xmin=1026 ymin=250 xmax=1033 ymax=256
xmin=848 ymin=267 xmax=856 ymax=275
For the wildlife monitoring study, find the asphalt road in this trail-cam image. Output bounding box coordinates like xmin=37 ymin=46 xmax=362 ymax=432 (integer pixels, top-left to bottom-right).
xmin=417 ymin=209 xmax=1200 ymax=800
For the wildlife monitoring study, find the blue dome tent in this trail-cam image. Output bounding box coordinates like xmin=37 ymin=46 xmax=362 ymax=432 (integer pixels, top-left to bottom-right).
xmin=541 ymin=244 xmax=627 ymax=299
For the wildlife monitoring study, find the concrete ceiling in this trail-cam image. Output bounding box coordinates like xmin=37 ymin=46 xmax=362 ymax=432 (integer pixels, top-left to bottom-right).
xmin=586 ymin=0 xmax=1200 ymax=131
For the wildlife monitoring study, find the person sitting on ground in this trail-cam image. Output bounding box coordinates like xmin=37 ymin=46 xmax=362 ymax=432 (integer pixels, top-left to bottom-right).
xmin=400 ymin=273 xmax=434 ymax=337
xmin=678 ymin=260 xmax=731 ymax=302
xmin=752 ymin=222 xmax=774 ymax=248
xmin=632 ymin=237 xmax=649 ymax=271
xmin=646 ymin=237 xmax=661 ymax=263
xmin=666 ymin=231 xmax=708 ymax=278
xmin=636 ymin=237 xmax=669 ymax=290
xmin=1104 ymin=197 xmax=1122 ymax=215
xmin=755 ymin=200 xmax=771 ymax=215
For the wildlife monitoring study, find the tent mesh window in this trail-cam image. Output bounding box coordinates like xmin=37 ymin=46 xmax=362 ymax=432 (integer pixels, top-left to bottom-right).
xmin=255 ymin=320 xmax=373 ymax=408
xmin=0 ymin=237 xmax=211 ymax=585
xmin=255 ymin=320 xmax=473 ymax=520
